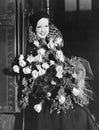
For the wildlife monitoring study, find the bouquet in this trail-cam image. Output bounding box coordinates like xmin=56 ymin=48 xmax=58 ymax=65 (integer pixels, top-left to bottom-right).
xmin=11 ymin=28 xmax=93 ymax=114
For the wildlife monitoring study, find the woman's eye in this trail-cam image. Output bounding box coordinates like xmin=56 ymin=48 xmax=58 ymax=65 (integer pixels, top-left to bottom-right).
xmin=37 ymin=26 xmax=41 ymax=28
xmin=37 ymin=25 xmax=49 ymax=28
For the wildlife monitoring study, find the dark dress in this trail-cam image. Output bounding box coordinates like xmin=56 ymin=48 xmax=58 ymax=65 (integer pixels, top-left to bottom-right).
xmin=24 ymin=101 xmax=98 ymax=130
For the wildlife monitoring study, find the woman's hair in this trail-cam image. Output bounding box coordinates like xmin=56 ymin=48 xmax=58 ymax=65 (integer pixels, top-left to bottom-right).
xmin=29 ymin=11 xmax=50 ymax=32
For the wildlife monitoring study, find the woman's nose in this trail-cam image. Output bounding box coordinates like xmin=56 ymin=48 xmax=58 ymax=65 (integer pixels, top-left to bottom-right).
xmin=41 ymin=27 xmax=45 ymax=32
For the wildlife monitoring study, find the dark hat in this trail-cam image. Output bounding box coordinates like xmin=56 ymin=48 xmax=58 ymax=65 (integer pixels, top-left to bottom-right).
xmin=29 ymin=11 xmax=50 ymax=32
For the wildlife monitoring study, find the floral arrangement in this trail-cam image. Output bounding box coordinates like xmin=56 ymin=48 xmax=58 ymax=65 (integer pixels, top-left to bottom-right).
xmin=11 ymin=26 xmax=93 ymax=114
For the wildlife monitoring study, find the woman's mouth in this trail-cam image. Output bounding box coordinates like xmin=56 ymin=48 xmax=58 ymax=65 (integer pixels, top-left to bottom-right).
xmin=40 ymin=32 xmax=47 ymax=36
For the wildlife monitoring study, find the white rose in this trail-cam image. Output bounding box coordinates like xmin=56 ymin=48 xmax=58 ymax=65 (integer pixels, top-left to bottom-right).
xmin=32 ymin=70 xmax=38 ymax=79
xmin=34 ymin=103 xmax=42 ymax=113
xmin=59 ymin=95 xmax=66 ymax=104
xmin=19 ymin=60 xmax=26 ymax=67
xmin=38 ymin=68 xmax=46 ymax=76
xmin=56 ymin=65 xmax=63 ymax=74
xmin=72 ymin=87 xmax=80 ymax=96
xmin=34 ymin=40 xmax=39 ymax=47
xmin=50 ymin=60 xmax=55 ymax=65
xmin=19 ymin=54 xmax=24 ymax=60
xmin=23 ymin=67 xmax=31 ymax=74
xmin=42 ymin=62 xmax=49 ymax=70
xmin=47 ymin=92 xmax=51 ymax=97
xmin=56 ymin=65 xmax=63 ymax=78
xmin=13 ymin=65 xmax=20 ymax=73
xmin=27 ymin=55 xmax=35 ymax=63
xmin=36 ymin=64 xmax=42 ymax=70
xmin=51 ymin=80 xmax=56 ymax=85
xmin=56 ymin=50 xmax=64 ymax=62
xmin=56 ymin=73 xmax=63 ymax=78
xmin=35 ymin=54 xmax=42 ymax=62
xmin=38 ymin=48 xmax=46 ymax=56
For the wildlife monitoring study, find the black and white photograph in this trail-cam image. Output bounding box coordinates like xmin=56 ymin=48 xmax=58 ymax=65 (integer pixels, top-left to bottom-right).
xmin=0 ymin=0 xmax=99 ymax=130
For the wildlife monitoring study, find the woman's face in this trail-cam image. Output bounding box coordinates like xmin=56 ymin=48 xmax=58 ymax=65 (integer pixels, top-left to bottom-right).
xmin=36 ymin=18 xmax=49 ymax=39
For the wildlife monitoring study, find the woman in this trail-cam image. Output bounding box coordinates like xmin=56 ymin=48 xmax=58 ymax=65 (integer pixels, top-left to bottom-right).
xmin=26 ymin=11 xmax=63 ymax=55
xmin=21 ymin=11 xmax=99 ymax=130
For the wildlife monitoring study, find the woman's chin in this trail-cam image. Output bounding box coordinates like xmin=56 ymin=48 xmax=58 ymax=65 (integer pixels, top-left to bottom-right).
xmin=38 ymin=34 xmax=48 ymax=39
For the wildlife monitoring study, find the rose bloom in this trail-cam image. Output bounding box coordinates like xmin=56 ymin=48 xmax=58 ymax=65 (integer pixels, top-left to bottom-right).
xmin=34 ymin=103 xmax=42 ymax=113
xmin=42 ymin=62 xmax=49 ymax=70
xmin=35 ymin=54 xmax=42 ymax=62
xmin=38 ymin=68 xmax=46 ymax=76
xmin=27 ymin=55 xmax=35 ymax=63
xmin=50 ymin=60 xmax=55 ymax=65
xmin=38 ymin=48 xmax=46 ymax=56
xmin=36 ymin=64 xmax=42 ymax=70
xmin=19 ymin=54 xmax=24 ymax=60
xmin=56 ymin=73 xmax=63 ymax=79
xmin=56 ymin=65 xmax=63 ymax=74
xmin=59 ymin=95 xmax=66 ymax=104
xmin=32 ymin=70 xmax=38 ymax=79
xmin=19 ymin=59 xmax=26 ymax=67
xmin=13 ymin=65 xmax=20 ymax=73
xmin=23 ymin=67 xmax=31 ymax=74
xmin=72 ymin=87 xmax=80 ymax=96
xmin=34 ymin=40 xmax=39 ymax=47
xmin=56 ymin=50 xmax=64 ymax=62
xmin=51 ymin=80 xmax=56 ymax=85
xmin=47 ymin=92 xmax=51 ymax=97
